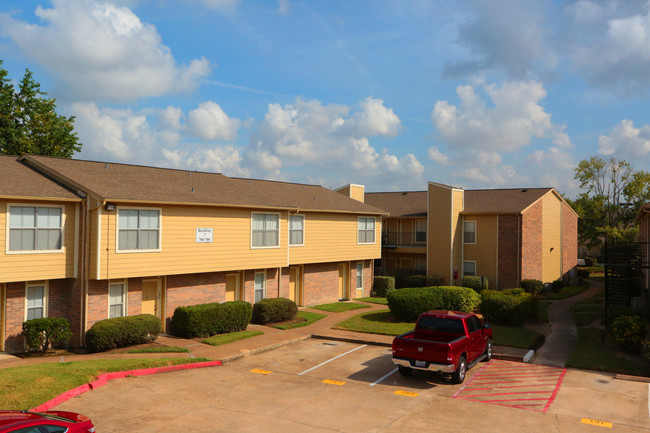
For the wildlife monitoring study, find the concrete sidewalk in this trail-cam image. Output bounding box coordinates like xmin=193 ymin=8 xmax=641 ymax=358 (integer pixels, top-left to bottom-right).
xmin=0 ymin=301 xmax=529 ymax=368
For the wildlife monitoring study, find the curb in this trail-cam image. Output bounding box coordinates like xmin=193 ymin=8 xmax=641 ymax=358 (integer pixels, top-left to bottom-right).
xmin=30 ymin=360 xmax=222 ymax=412
xmin=219 ymin=335 xmax=311 ymax=363
xmin=311 ymin=334 xmax=392 ymax=347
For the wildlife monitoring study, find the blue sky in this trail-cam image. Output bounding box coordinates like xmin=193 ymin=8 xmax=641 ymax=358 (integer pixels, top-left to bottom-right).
xmin=1 ymin=0 xmax=650 ymax=197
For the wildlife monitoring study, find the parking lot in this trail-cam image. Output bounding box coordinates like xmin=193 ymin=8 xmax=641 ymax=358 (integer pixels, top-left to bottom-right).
xmin=57 ymin=339 xmax=650 ymax=432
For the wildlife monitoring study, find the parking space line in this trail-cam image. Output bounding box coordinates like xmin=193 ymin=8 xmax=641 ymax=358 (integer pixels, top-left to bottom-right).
xmin=250 ymin=369 xmax=272 ymax=375
xmin=581 ymin=418 xmax=613 ymax=428
xmin=394 ymin=390 xmax=419 ymax=397
xmin=298 ymin=344 xmax=368 ymax=376
xmin=370 ymin=367 xmax=398 ymax=387
xmin=322 ymin=379 xmax=346 ymax=386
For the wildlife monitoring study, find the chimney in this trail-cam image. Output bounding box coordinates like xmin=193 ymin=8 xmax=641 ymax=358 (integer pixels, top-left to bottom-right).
xmin=335 ymin=184 xmax=365 ymax=203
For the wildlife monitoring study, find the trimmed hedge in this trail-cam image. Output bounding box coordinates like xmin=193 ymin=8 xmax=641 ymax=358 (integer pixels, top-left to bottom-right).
xmin=520 ymin=279 xmax=544 ymax=295
xmin=387 ymin=286 xmax=481 ymax=322
xmin=584 ymin=256 xmax=597 ymax=266
xmin=171 ymin=301 xmax=252 ymax=338
xmin=252 ymin=297 xmax=297 ymax=324
xmin=22 ymin=317 xmax=72 ymax=353
xmin=395 ymin=274 xmax=446 ymax=289
xmin=373 ymin=276 xmax=395 ymax=297
xmin=85 ymin=314 xmax=161 ymax=352
xmin=480 ymin=289 xmax=538 ymax=325
xmin=461 ymin=275 xmax=489 ymax=292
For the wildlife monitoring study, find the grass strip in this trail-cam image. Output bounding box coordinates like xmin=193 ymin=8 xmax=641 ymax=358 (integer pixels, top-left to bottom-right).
xmin=491 ymin=325 xmax=545 ymax=349
xmin=539 ymin=300 xmax=552 ymax=322
xmin=335 ymin=309 xmax=413 ymax=336
xmin=272 ymin=311 xmax=326 ymax=330
xmin=201 ymin=330 xmax=263 ymax=346
xmin=572 ymin=312 xmax=603 ymax=326
xmin=0 ymin=358 xmax=210 ymax=410
xmin=127 ymin=346 xmax=189 ymax=353
xmin=566 ymin=328 xmax=650 ymax=377
xmin=355 ymin=297 xmax=388 ymax=305
xmin=311 ymin=302 xmax=371 ymax=313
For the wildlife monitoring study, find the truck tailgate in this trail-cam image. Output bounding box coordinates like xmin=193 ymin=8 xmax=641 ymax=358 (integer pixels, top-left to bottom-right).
xmin=393 ymin=331 xmax=465 ymax=365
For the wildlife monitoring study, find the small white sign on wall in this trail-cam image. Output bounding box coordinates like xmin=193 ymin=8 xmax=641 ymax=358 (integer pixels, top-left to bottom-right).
xmin=196 ymin=228 xmax=213 ymax=243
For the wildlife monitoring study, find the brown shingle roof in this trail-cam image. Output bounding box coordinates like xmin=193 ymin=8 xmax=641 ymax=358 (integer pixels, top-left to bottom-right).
xmin=0 ymin=155 xmax=79 ymax=200
xmin=463 ymin=188 xmax=554 ymax=214
xmin=365 ymin=191 xmax=427 ymax=217
xmin=21 ymin=155 xmax=386 ymax=215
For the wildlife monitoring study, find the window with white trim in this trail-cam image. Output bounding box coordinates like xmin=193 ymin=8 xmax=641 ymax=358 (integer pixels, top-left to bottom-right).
xmin=109 ymin=282 xmax=126 ymax=318
xmin=416 ymin=219 xmax=427 ymax=243
xmin=252 ymin=213 xmax=279 ymax=248
xmin=463 ymin=261 xmax=476 ymax=276
xmin=118 ymin=209 xmax=160 ymax=250
xmin=26 ymin=284 xmax=47 ymax=320
xmin=464 ymin=221 xmax=476 ymax=244
xmin=9 ymin=206 xmax=62 ymax=251
xmin=254 ymin=272 xmax=265 ymax=303
xmin=356 ymin=262 xmax=364 ymax=290
xmin=357 ymin=217 xmax=375 ymax=244
xmin=289 ymin=215 xmax=304 ymax=246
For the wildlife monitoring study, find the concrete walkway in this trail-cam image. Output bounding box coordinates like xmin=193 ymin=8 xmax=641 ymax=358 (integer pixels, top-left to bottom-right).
xmin=532 ymin=280 xmax=604 ymax=367
xmin=0 ymin=300 xmax=528 ymax=368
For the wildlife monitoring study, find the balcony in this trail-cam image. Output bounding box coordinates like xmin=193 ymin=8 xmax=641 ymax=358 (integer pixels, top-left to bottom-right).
xmin=382 ymin=231 xmax=426 ymax=248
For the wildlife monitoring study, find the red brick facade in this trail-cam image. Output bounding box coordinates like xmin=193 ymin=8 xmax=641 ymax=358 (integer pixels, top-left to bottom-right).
xmin=497 ymin=215 xmax=520 ymax=290
xmin=521 ymin=201 xmax=543 ymax=281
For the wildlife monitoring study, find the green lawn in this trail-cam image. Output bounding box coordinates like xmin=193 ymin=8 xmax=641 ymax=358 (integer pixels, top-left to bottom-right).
xmin=543 ymin=284 xmax=589 ymax=300
xmin=491 ymin=325 xmax=545 ymax=349
xmin=311 ymin=302 xmax=371 ymax=313
xmin=0 ymin=358 xmax=210 ymax=410
xmin=272 ymin=311 xmax=326 ymax=330
xmin=571 ymin=303 xmax=606 ymax=313
xmin=539 ymin=300 xmax=552 ymax=322
xmin=572 ymin=312 xmax=603 ymax=326
xmin=127 ymin=346 xmax=189 ymax=353
xmin=355 ymin=297 xmax=388 ymax=305
xmin=201 ymin=330 xmax=263 ymax=346
xmin=335 ymin=309 xmax=413 ymax=336
xmin=578 ymin=265 xmax=604 ymax=273
xmin=566 ymin=328 xmax=650 ymax=377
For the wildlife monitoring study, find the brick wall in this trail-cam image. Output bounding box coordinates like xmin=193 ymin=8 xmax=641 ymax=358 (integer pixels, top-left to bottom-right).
xmin=562 ymin=202 xmax=578 ymax=281
xmin=302 ymin=262 xmax=340 ymax=306
xmin=498 ymin=215 xmax=520 ymax=290
xmin=521 ymin=201 xmax=543 ymax=281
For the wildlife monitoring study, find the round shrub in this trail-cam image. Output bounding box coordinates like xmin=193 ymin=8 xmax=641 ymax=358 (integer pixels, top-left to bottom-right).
xmin=480 ymin=290 xmax=536 ymax=325
xmin=607 ymin=306 xmax=641 ymax=325
xmin=551 ymin=279 xmax=564 ymax=293
xmin=85 ymin=314 xmax=161 ymax=352
xmin=387 ymin=286 xmax=480 ymax=322
xmin=609 ymin=315 xmax=647 ymax=353
xmin=252 ymin=297 xmax=297 ymax=324
xmin=172 ymin=301 xmax=252 ymax=338
xmin=584 ymin=256 xmax=597 ymax=267
xmin=577 ymin=269 xmax=590 ymax=279
xmin=22 ymin=317 xmax=72 ymax=353
xmin=461 ymin=275 xmax=489 ymax=292
xmin=373 ymin=276 xmax=395 ymax=297
xmin=520 ymin=279 xmax=544 ymax=295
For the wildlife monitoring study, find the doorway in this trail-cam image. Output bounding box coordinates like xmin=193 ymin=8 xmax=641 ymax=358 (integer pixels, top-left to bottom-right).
xmin=225 ymin=273 xmax=240 ymax=302
xmin=142 ymin=278 xmax=163 ymax=321
xmin=289 ymin=266 xmax=302 ymax=305
xmin=338 ymin=263 xmax=349 ymax=300
xmin=0 ymin=283 xmax=4 ymax=352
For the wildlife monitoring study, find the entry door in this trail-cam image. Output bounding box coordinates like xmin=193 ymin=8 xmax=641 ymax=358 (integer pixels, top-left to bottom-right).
xmin=338 ymin=263 xmax=348 ymax=299
xmin=225 ymin=274 xmax=239 ymax=302
xmin=0 ymin=284 xmax=4 ymax=352
xmin=142 ymin=279 xmax=160 ymax=318
xmin=289 ymin=267 xmax=301 ymax=305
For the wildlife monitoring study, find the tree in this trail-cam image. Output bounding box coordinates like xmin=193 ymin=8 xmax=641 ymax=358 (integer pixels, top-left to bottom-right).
xmin=0 ymin=61 xmax=81 ymax=158
xmin=572 ymin=156 xmax=650 ymax=249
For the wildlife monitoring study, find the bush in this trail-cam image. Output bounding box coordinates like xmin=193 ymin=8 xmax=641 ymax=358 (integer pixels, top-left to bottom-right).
xmin=252 ymin=298 xmax=298 ymax=325
xmin=552 ymin=279 xmax=564 ymax=292
xmin=577 ymin=269 xmax=590 ymax=279
xmin=520 ymin=279 xmax=544 ymax=295
xmin=373 ymin=276 xmax=395 ymax=297
xmin=172 ymin=301 xmax=252 ymax=338
xmin=22 ymin=317 xmax=72 ymax=354
xmin=387 ymin=286 xmax=481 ymax=322
xmin=480 ymin=290 xmax=537 ymax=325
xmin=394 ymin=274 xmax=446 ymax=289
xmin=461 ymin=275 xmax=489 ymax=292
xmin=85 ymin=314 xmax=161 ymax=352
xmin=609 ymin=315 xmax=647 ymax=353
xmin=607 ymin=306 xmax=641 ymax=325
xmin=584 ymin=257 xmax=597 ymax=266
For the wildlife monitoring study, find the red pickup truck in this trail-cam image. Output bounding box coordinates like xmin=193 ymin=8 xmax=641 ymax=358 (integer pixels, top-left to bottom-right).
xmin=391 ymin=310 xmax=493 ymax=384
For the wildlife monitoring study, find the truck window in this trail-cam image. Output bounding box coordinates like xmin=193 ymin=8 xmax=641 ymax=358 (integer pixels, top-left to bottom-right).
xmin=416 ymin=316 xmax=465 ymax=335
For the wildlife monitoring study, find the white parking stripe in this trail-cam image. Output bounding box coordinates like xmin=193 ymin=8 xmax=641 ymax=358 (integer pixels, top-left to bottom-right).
xmin=298 ymin=345 xmax=368 ymax=376
xmin=370 ymin=367 xmax=398 ymax=387
xmin=647 ymin=384 xmax=649 ymax=419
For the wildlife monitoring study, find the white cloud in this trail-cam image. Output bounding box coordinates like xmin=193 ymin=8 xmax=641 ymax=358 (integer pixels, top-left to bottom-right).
xmin=278 ymin=0 xmax=289 ymax=14
xmin=162 ymin=147 xmax=249 ymax=176
xmin=526 ymin=147 xmax=578 ymax=194
xmin=186 ymin=101 xmax=242 ymax=141
xmin=428 ymin=146 xmax=451 ymax=165
xmin=598 ymin=119 xmax=650 ymax=159
xmin=0 ymin=0 xmax=211 ymax=101
xmin=349 ymin=97 xmax=401 ymax=137
xmin=195 ymin=0 xmax=241 ymax=10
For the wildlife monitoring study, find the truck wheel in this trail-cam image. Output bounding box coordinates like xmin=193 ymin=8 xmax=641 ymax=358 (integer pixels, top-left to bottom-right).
xmin=398 ymin=365 xmax=412 ymax=376
xmin=483 ymin=339 xmax=493 ymax=362
xmin=452 ymin=356 xmax=466 ymax=384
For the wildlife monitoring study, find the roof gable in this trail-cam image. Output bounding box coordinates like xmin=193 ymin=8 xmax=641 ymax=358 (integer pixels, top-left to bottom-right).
xmin=364 ymin=191 xmax=427 ymax=217
xmin=0 ymin=155 xmax=79 ymax=201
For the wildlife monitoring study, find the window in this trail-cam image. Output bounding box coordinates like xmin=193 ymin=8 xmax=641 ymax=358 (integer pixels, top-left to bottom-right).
xmin=356 ymin=262 xmax=364 ymax=289
xmin=289 ymin=215 xmax=304 ymax=246
xmin=9 ymin=206 xmax=62 ymax=251
xmin=252 ymin=213 xmax=279 ymax=248
xmin=357 ymin=217 xmax=375 ymax=244
xmin=414 ymin=258 xmax=426 ymax=271
xmin=26 ymin=284 xmax=47 ymax=320
xmin=109 ymin=282 xmax=126 ymax=318
xmin=464 ymin=221 xmax=476 ymax=244
xmin=118 ymin=209 xmax=160 ymax=250
xmin=416 ymin=219 xmax=427 ymax=243
xmin=254 ymin=272 xmax=265 ymax=303
xmin=463 ymin=261 xmax=476 ymax=276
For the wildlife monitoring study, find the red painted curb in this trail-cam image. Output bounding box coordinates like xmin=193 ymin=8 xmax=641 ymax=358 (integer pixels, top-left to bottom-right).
xmin=30 ymin=361 xmax=222 ymax=411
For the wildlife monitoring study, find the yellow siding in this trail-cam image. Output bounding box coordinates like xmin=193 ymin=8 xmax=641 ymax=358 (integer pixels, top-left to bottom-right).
xmin=463 ymin=214 xmax=498 ymax=287
xmin=451 ymin=189 xmax=464 ymax=279
xmin=88 ymin=207 xmax=99 ymax=280
xmin=427 ymin=184 xmax=452 ymax=280
xmin=0 ymin=199 xmax=78 ymax=283
xmin=349 ymin=185 xmax=365 ymax=203
xmin=542 ymin=193 xmax=562 ymax=283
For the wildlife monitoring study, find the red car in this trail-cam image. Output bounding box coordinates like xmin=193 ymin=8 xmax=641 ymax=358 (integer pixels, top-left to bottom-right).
xmin=0 ymin=410 xmax=95 ymax=433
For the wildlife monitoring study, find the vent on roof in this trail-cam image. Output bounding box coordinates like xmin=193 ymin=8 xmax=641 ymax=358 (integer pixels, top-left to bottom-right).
xmin=521 ymin=189 xmax=528 ymax=192
xmin=402 ymin=192 xmax=407 ymax=195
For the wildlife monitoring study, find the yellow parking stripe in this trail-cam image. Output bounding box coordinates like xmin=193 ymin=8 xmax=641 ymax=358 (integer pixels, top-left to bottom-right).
xmin=250 ymin=369 xmax=272 ymax=375
xmin=322 ymin=379 xmax=346 ymax=386
xmin=581 ymin=418 xmax=612 ymax=428
xmin=394 ymin=390 xmax=419 ymax=397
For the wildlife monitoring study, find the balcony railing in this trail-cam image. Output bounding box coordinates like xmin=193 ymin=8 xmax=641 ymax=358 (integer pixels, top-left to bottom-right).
xmin=382 ymin=231 xmax=426 ymax=247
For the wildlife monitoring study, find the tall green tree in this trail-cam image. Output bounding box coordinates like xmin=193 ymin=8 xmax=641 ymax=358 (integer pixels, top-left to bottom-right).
xmin=0 ymin=61 xmax=81 ymax=158
xmin=572 ymin=156 xmax=650 ymax=248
